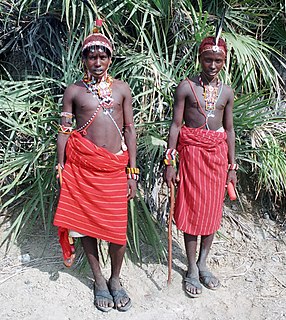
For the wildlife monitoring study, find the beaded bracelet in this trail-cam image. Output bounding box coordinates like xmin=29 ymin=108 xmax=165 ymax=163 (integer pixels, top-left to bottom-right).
xmin=164 ymin=148 xmax=178 ymax=168
xmin=58 ymin=124 xmax=73 ymax=134
xmin=228 ymin=163 xmax=239 ymax=171
xmin=60 ymin=112 xmax=74 ymax=118
xmin=56 ymin=163 xmax=64 ymax=171
xmin=126 ymin=167 xmax=140 ymax=181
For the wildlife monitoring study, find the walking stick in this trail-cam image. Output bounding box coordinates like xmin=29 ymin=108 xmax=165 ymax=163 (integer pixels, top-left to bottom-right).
xmin=167 ymin=182 xmax=175 ymax=285
xmin=57 ymin=163 xmax=63 ymax=186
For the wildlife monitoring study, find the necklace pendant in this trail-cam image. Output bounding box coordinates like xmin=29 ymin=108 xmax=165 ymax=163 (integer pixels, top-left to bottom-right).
xmin=207 ymin=110 xmax=215 ymax=118
xmin=103 ymin=108 xmax=113 ymax=115
xmin=121 ymin=142 xmax=128 ymax=151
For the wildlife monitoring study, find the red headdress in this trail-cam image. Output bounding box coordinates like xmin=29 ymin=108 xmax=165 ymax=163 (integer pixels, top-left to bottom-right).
xmin=82 ymin=19 xmax=113 ymax=54
xmin=199 ymin=37 xmax=227 ymax=56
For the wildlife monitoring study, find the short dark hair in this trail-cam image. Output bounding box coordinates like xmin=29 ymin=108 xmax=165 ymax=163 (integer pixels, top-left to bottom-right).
xmin=82 ymin=45 xmax=112 ymax=59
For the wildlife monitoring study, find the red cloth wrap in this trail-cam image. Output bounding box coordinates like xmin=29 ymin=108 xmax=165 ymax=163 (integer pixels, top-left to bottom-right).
xmin=58 ymin=227 xmax=74 ymax=261
xmin=174 ymin=126 xmax=228 ymax=235
xmin=54 ymin=131 xmax=129 ymax=245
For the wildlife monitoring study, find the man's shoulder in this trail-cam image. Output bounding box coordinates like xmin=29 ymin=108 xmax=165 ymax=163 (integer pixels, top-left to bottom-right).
xmin=113 ymin=78 xmax=129 ymax=87
xmin=63 ymin=81 xmax=84 ymax=100
xmin=112 ymin=78 xmax=131 ymax=94
xmin=65 ymin=81 xmax=84 ymax=91
xmin=176 ymin=76 xmax=198 ymax=93
xmin=222 ymin=83 xmax=234 ymax=96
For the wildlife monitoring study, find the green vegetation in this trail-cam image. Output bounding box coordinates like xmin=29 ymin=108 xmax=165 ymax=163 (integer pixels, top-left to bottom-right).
xmin=0 ymin=0 xmax=285 ymax=259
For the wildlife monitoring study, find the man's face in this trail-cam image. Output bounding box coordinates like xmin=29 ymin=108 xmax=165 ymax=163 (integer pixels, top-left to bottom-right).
xmin=199 ymin=51 xmax=225 ymax=80
xmin=84 ymin=49 xmax=111 ymax=79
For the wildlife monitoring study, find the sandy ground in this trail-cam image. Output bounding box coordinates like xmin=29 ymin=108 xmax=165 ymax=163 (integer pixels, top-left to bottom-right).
xmin=1 ymin=204 xmax=286 ymax=320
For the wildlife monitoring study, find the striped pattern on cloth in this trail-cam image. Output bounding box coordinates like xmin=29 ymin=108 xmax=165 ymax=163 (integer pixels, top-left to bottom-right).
xmin=54 ymin=131 xmax=129 ymax=245
xmin=174 ymin=126 xmax=228 ymax=236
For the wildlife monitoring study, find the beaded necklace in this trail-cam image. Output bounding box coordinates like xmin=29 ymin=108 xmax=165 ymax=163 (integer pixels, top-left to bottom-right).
xmin=198 ymin=75 xmax=223 ymax=118
xmin=82 ymin=73 xmax=114 ymax=113
xmin=80 ymin=73 xmax=127 ymax=151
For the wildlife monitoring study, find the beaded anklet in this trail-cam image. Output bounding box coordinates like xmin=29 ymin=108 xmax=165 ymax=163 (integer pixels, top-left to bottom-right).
xmin=126 ymin=167 xmax=140 ymax=181
xmin=164 ymin=148 xmax=178 ymax=168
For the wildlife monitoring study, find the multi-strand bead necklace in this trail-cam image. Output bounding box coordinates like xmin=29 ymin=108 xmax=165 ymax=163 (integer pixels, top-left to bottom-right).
xmin=79 ymin=73 xmax=127 ymax=151
xmin=82 ymin=73 xmax=114 ymax=113
xmin=198 ymin=75 xmax=223 ymax=118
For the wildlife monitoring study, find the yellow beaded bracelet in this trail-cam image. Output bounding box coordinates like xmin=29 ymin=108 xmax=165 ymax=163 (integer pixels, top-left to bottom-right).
xmin=126 ymin=167 xmax=140 ymax=181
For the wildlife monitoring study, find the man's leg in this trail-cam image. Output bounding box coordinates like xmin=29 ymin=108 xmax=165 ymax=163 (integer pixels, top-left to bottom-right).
xmin=184 ymin=233 xmax=202 ymax=296
xmin=196 ymin=233 xmax=220 ymax=289
xmin=108 ymin=243 xmax=131 ymax=310
xmin=81 ymin=237 xmax=113 ymax=309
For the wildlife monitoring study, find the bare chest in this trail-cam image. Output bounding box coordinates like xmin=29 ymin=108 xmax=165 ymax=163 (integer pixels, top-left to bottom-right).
xmin=74 ymin=86 xmax=123 ymax=114
xmin=187 ymin=84 xmax=227 ymax=112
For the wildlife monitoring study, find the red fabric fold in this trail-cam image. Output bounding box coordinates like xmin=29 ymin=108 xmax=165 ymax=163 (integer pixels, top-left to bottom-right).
xmin=54 ymin=131 xmax=129 ymax=251
xmin=174 ymin=126 xmax=228 ymax=235
xmin=58 ymin=227 xmax=75 ymax=267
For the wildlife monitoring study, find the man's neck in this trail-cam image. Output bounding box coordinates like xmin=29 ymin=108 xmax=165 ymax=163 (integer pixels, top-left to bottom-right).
xmin=83 ymin=71 xmax=109 ymax=84
xmin=199 ymin=73 xmax=219 ymax=86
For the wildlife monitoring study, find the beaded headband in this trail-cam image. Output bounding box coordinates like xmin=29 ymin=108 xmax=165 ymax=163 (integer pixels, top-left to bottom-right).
xmin=199 ymin=36 xmax=227 ymax=56
xmin=199 ymin=44 xmax=226 ymax=56
xmin=82 ymin=19 xmax=113 ymax=54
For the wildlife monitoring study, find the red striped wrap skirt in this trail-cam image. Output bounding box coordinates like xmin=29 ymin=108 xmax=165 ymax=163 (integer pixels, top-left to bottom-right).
xmin=174 ymin=126 xmax=228 ymax=236
xmin=53 ymin=131 xmax=129 ymax=245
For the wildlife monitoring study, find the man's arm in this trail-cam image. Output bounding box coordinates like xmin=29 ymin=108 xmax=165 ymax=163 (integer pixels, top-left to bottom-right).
xmin=165 ymin=81 xmax=186 ymax=187
xmin=57 ymin=85 xmax=75 ymax=168
xmin=122 ymin=82 xmax=137 ymax=200
xmin=223 ymin=87 xmax=237 ymax=186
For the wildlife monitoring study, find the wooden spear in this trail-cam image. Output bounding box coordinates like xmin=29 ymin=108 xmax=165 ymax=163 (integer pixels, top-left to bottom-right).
xmin=167 ymin=182 xmax=175 ymax=285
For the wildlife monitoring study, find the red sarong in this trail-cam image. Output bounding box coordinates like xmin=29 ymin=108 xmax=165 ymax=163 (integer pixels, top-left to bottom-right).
xmin=54 ymin=131 xmax=129 ymax=245
xmin=174 ymin=126 xmax=228 ymax=235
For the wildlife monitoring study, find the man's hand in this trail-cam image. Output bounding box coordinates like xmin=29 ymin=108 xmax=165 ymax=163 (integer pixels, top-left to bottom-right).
xmin=164 ymin=166 xmax=177 ymax=188
xmin=127 ymin=179 xmax=137 ymax=200
xmin=56 ymin=163 xmax=64 ymax=186
xmin=226 ymin=170 xmax=237 ymax=187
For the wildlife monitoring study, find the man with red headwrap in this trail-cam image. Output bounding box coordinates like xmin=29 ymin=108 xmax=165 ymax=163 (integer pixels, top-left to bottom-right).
xmin=165 ymin=37 xmax=237 ymax=297
xmin=53 ymin=19 xmax=137 ymax=312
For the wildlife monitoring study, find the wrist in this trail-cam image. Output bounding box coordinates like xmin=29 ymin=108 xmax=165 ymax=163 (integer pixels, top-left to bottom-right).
xmin=228 ymin=163 xmax=239 ymax=171
xmin=126 ymin=167 xmax=140 ymax=181
xmin=56 ymin=163 xmax=64 ymax=170
xmin=164 ymin=148 xmax=178 ymax=168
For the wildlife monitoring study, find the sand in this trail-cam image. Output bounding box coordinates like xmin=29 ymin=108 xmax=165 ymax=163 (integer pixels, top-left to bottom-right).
xmin=1 ymin=205 xmax=285 ymax=320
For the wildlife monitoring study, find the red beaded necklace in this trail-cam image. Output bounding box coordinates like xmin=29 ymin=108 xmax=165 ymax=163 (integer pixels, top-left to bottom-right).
xmin=82 ymin=72 xmax=114 ymax=112
xmin=198 ymin=75 xmax=222 ymax=112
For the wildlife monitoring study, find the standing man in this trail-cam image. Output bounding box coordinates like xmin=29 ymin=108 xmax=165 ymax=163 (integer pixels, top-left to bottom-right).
xmin=165 ymin=37 xmax=237 ymax=297
xmin=53 ymin=19 xmax=138 ymax=312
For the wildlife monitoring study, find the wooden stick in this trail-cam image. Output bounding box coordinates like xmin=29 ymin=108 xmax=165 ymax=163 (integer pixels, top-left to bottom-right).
xmin=57 ymin=163 xmax=63 ymax=186
xmin=167 ymin=183 xmax=175 ymax=285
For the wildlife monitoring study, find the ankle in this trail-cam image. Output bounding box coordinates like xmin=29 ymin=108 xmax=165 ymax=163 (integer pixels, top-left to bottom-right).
xmin=196 ymin=261 xmax=208 ymax=271
xmin=94 ymin=274 xmax=106 ymax=286
xmin=187 ymin=264 xmax=199 ymax=277
xmin=108 ymin=276 xmax=122 ymax=289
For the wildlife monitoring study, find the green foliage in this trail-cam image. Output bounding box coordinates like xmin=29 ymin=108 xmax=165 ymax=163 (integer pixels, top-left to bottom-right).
xmin=0 ymin=79 xmax=59 ymax=244
xmin=0 ymin=0 xmax=286 ymax=256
